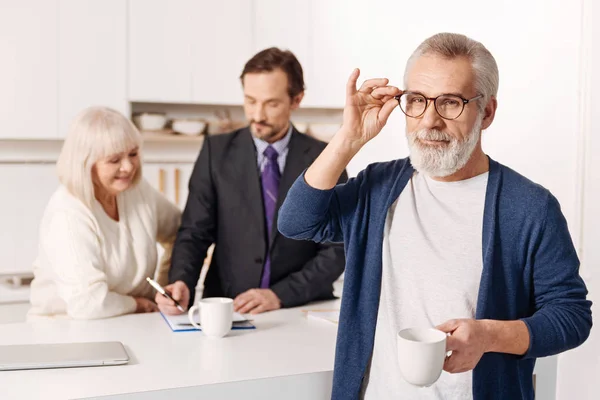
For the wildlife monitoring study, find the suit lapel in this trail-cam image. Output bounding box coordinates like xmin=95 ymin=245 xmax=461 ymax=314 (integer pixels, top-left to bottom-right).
xmin=269 ymin=129 xmax=311 ymax=249
xmin=230 ymin=128 xmax=266 ymax=241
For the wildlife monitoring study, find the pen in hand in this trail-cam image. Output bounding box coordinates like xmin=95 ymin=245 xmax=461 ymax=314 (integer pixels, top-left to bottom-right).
xmin=146 ymin=277 xmax=186 ymax=312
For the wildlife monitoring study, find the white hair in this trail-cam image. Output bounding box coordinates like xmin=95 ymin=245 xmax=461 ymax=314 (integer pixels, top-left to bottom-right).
xmin=404 ymin=33 xmax=499 ymax=109
xmin=56 ymin=106 xmax=143 ymax=209
xmin=407 ymin=113 xmax=483 ymax=177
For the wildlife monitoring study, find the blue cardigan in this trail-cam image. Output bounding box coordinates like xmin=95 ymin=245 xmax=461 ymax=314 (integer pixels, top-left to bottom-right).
xmin=278 ymin=157 xmax=592 ymax=400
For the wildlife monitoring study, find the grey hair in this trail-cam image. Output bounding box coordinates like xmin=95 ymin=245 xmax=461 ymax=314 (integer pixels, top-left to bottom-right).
xmin=404 ymin=33 xmax=499 ymax=110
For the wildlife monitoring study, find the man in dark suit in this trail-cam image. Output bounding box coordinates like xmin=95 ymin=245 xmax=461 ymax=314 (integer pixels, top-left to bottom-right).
xmin=156 ymin=48 xmax=347 ymax=315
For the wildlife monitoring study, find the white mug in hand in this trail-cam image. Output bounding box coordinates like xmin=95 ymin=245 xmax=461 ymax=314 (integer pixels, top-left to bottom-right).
xmin=397 ymin=327 xmax=447 ymax=387
xmin=188 ymin=297 xmax=233 ymax=338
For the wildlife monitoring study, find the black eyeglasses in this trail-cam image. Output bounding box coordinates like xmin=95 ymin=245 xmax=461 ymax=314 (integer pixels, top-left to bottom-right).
xmin=394 ymin=92 xmax=483 ymax=120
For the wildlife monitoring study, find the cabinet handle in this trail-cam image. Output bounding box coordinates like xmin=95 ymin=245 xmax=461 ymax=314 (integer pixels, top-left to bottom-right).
xmin=174 ymin=168 xmax=181 ymax=205
xmin=158 ymin=168 xmax=165 ymax=194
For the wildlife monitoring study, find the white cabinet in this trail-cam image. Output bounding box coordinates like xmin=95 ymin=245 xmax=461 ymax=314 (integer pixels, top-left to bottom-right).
xmin=128 ymin=0 xmax=253 ymax=105
xmin=308 ymin=0 xmax=362 ymax=108
xmin=253 ymin=0 xmax=314 ymax=106
xmin=0 ymin=1 xmax=59 ymax=139
xmin=128 ymin=0 xmax=194 ymax=103
xmin=143 ymin=163 xmax=195 ymax=210
xmin=58 ymin=0 xmax=128 ymax=137
xmin=190 ymin=0 xmax=253 ymax=105
xmin=0 ymin=0 xmax=128 ymax=140
xmin=126 ymin=0 xmax=361 ymax=108
xmin=0 ymin=164 xmax=59 ymax=275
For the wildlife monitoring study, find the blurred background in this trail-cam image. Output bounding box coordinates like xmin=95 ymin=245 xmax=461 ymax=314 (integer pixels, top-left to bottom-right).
xmin=0 ymin=1 xmax=597 ymax=398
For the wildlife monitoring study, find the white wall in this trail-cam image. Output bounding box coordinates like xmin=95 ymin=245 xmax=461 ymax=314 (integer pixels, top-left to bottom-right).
xmin=556 ymin=0 xmax=599 ymax=398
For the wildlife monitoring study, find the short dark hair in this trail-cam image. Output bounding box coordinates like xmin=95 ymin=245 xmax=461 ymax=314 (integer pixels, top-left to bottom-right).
xmin=240 ymin=47 xmax=305 ymax=98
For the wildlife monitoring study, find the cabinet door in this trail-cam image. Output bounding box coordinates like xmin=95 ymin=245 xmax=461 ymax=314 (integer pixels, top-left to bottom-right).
xmin=143 ymin=164 xmax=169 ymax=202
xmin=0 ymin=164 xmax=59 ymax=275
xmin=128 ymin=0 xmax=193 ymax=103
xmin=253 ymin=0 xmax=314 ymax=107
xmin=143 ymin=163 xmax=194 ymax=210
xmin=0 ymin=1 xmax=58 ymax=139
xmin=173 ymin=164 xmax=194 ymax=209
xmin=308 ymin=0 xmax=360 ymax=109
xmin=191 ymin=0 xmax=253 ymax=105
xmin=58 ymin=0 xmax=128 ymax=137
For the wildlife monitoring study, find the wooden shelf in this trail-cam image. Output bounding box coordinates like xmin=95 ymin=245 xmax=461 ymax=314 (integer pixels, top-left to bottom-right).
xmin=140 ymin=131 xmax=205 ymax=143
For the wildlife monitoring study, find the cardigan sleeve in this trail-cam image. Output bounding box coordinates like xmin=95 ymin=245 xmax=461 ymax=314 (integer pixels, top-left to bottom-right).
xmin=520 ymin=194 xmax=593 ymax=358
xmin=42 ymin=210 xmax=137 ymax=319
xmin=278 ymin=169 xmax=363 ymax=244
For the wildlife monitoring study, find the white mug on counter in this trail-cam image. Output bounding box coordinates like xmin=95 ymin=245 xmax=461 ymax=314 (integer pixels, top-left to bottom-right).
xmin=188 ymin=297 xmax=234 ymax=338
xmin=397 ymin=327 xmax=447 ymax=387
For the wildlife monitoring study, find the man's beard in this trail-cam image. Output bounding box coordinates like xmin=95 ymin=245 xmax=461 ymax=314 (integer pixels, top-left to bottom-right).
xmin=406 ymin=114 xmax=483 ymax=178
xmin=250 ymin=121 xmax=275 ymax=139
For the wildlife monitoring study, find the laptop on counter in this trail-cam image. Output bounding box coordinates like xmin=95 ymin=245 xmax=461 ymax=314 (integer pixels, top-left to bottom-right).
xmin=0 ymin=341 xmax=129 ymax=371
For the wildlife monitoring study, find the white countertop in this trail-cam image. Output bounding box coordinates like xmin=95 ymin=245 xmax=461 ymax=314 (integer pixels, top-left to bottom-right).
xmin=0 ymin=300 xmax=340 ymax=400
xmin=0 ymin=283 xmax=30 ymax=304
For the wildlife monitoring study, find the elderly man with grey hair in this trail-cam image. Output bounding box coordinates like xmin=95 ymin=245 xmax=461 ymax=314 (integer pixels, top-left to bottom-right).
xmin=278 ymin=33 xmax=592 ymax=399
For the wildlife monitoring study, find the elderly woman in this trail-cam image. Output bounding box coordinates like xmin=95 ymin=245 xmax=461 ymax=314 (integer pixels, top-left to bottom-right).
xmin=28 ymin=107 xmax=181 ymax=320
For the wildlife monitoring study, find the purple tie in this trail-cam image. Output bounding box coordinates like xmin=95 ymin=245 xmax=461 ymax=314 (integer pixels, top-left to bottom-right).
xmin=260 ymin=146 xmax=280 ymax=288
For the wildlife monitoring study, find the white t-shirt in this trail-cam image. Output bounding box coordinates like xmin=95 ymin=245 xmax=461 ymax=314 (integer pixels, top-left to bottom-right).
xmin=28 ymin=179 xmax=181 ymax=320
xmin=363 ymin=171 xmax=489 ymax=399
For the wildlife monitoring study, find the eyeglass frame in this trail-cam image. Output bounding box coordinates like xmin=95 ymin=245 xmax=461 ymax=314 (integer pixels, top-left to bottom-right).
xmin=394 ymin=91 xmax=484 ymax=120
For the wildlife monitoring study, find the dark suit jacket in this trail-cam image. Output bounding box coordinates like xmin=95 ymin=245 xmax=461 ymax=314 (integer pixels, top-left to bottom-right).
xmin=169 ymin=126 xmax=347 ymax=307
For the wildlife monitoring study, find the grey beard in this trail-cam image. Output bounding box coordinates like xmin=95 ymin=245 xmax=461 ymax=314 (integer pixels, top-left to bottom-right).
xmin=406 ymin=115 xmax=483 ymax=178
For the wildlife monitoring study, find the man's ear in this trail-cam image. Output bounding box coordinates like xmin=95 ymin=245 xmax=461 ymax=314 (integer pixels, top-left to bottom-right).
xmin=290 ymin=91 xmax=304 ymax=110
xmin=481 ymin=96 xmax=497 ymax=130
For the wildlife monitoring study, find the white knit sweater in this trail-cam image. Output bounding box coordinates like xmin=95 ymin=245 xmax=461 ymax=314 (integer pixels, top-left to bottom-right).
xmin=28 ymin=179 xmax=181 ymax=320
